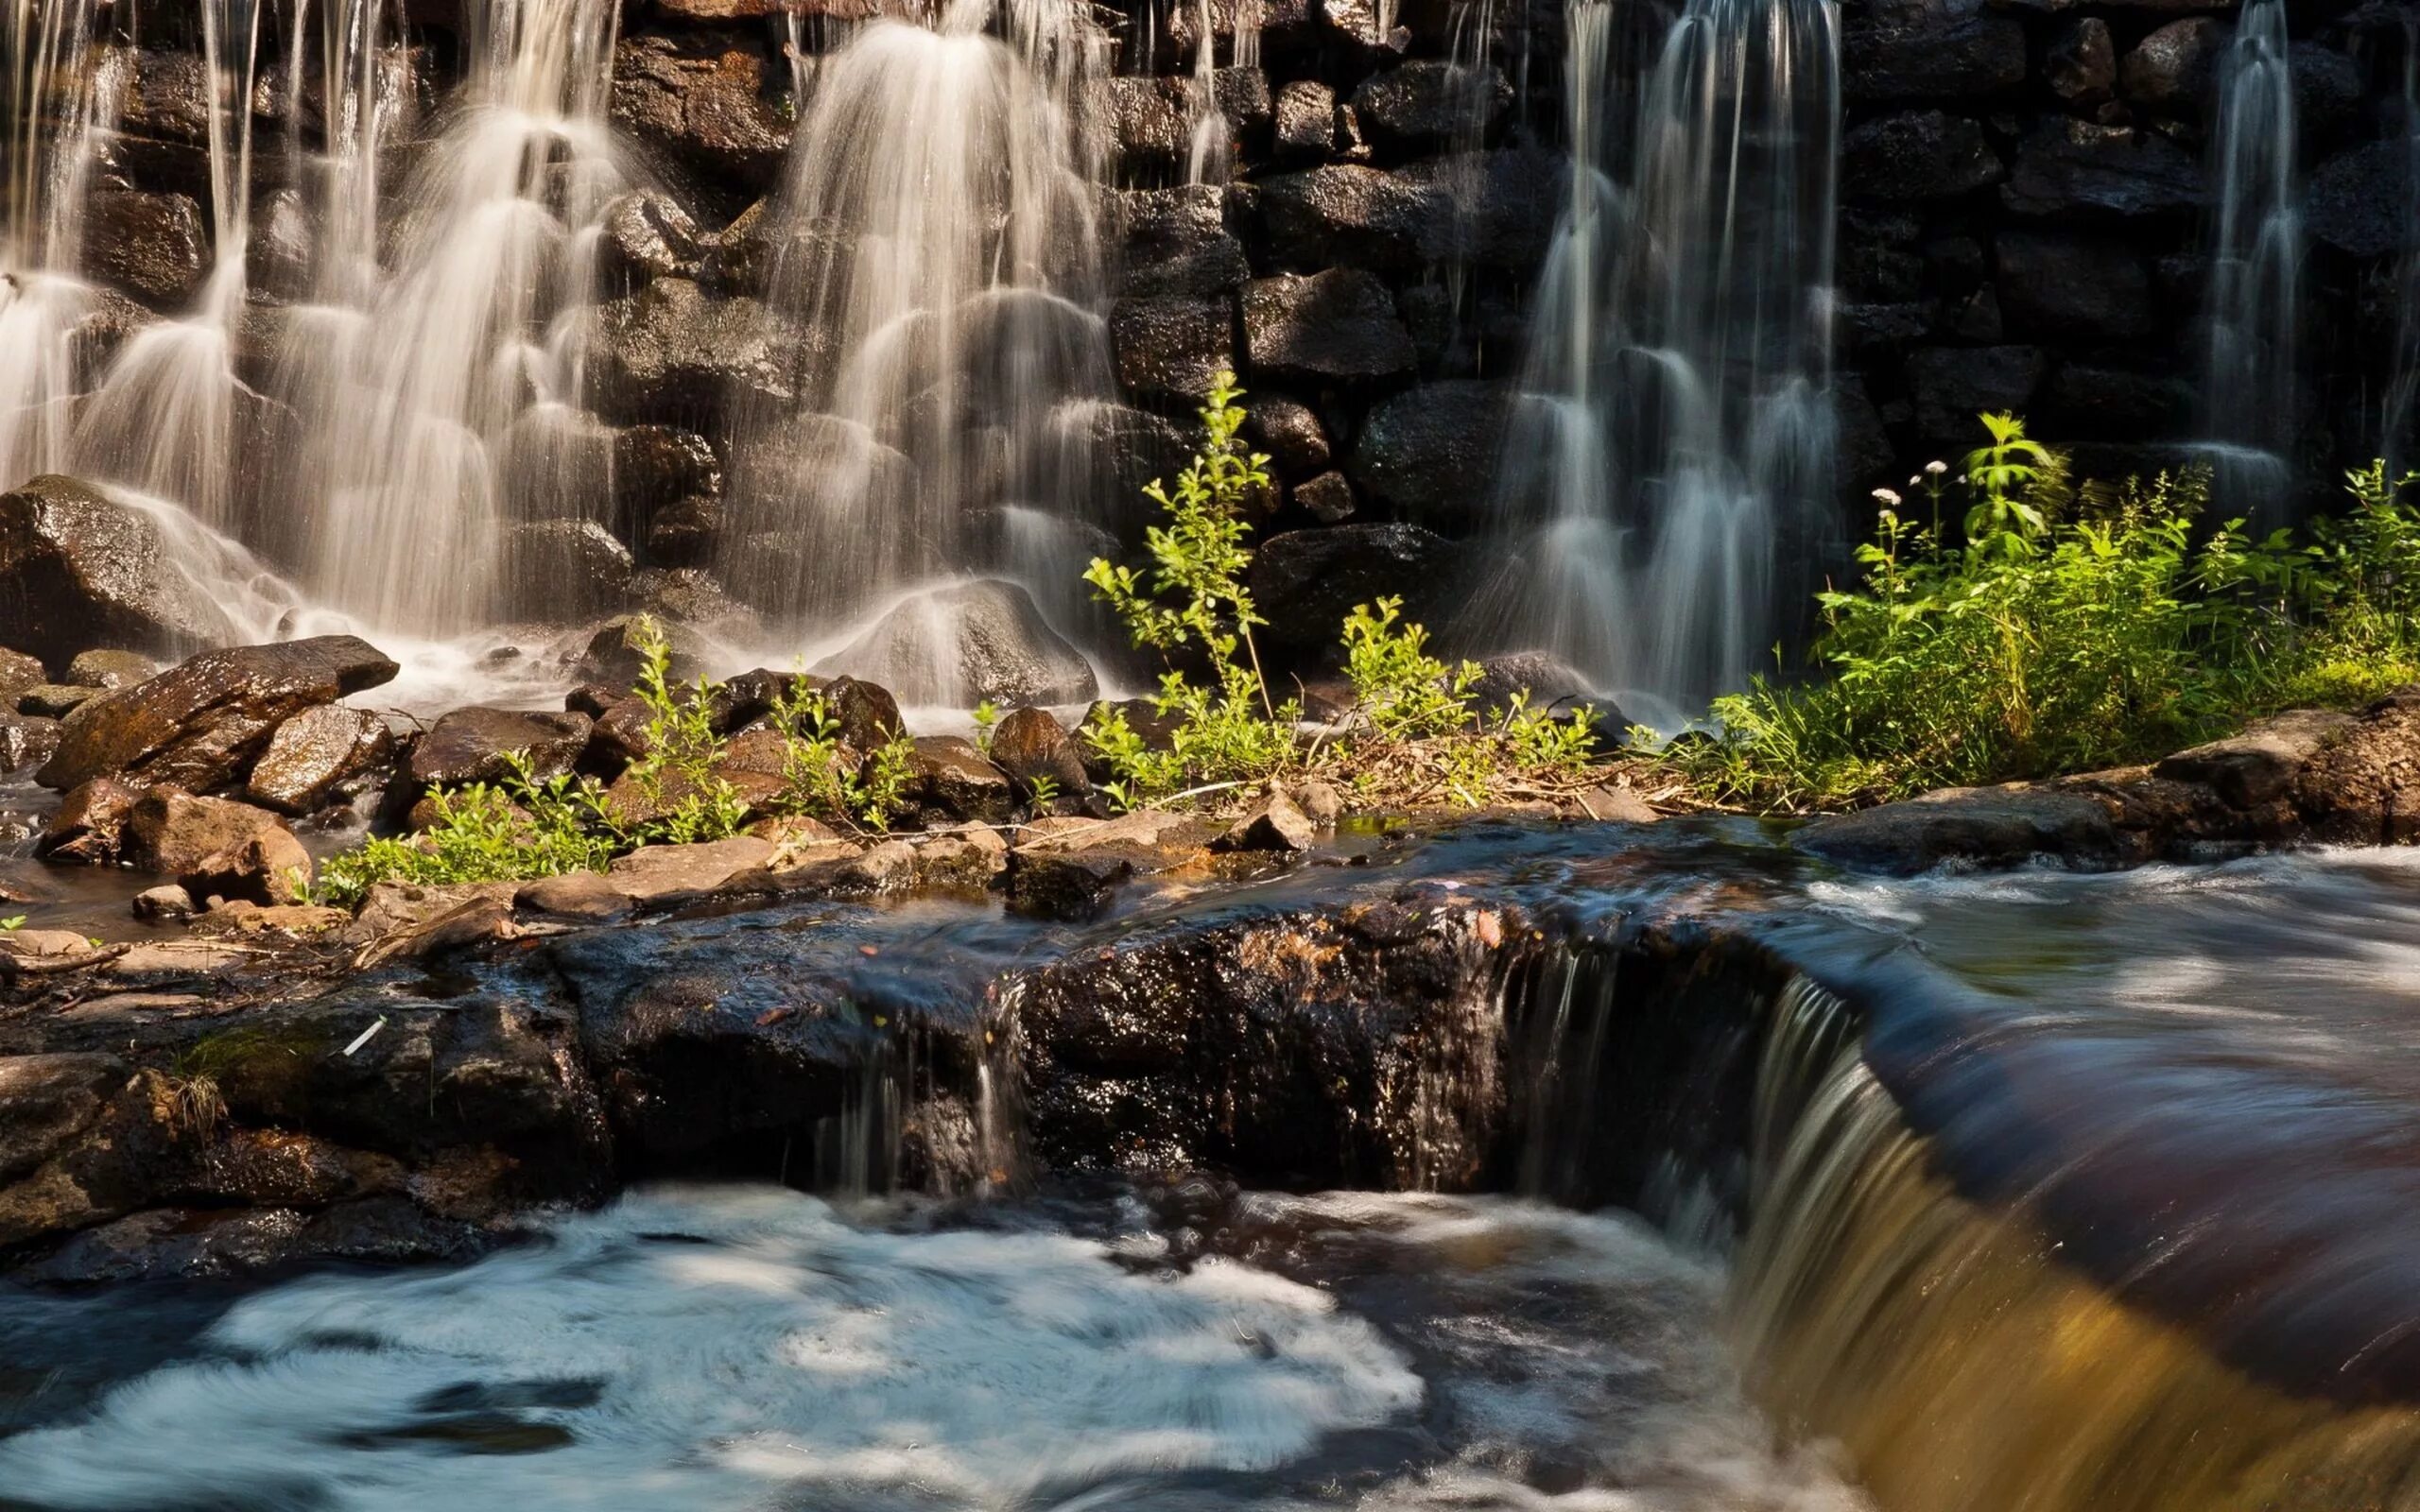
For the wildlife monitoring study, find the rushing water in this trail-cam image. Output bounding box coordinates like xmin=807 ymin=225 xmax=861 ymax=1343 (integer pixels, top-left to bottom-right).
xmin=0 ymin=1187 xmax=1863 ymax=1512
xmin=1474 ymin=0 xmax=1837 ymax=722
xmin=2198 ymin=0 xmax=2302 ymax=524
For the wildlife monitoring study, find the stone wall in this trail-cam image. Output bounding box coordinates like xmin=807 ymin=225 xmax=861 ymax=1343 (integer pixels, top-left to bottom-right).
xmin=55 ymin=0 xmax=2420 ymax=646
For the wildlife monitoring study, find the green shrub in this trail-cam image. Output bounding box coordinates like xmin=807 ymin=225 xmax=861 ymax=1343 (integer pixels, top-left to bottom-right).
xmin=1668 ymin=421 xmax=2420 ymax=810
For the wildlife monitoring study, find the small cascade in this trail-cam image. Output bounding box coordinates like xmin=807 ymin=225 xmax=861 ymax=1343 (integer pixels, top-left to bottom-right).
xmin=2197 ymin=0 xmax=2302 ymax=522
xmin=0 ymin=0 xmax=120 ymax=493
xmin=1483 ymin=0 xmax=1838 ymax=721
xmin=720 ymin=0 xmax=1115 ymax=644
xmin=294 ymin=0 xmax=627 ymax=631
xmin=2384 ymin=14 xmax=2420 ymax=477
xmin=1183 ymin=0 xmax=1231 ymax=185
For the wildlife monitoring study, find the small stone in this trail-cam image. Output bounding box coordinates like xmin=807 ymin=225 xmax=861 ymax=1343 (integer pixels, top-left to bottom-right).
xmin=1274 ymin=79 xmax=1336 ymax=161
xmin=1215 ymin=788 xmax=1316 ymax=851
xmin=1573 ymin=785 xmax=1659 ymax=824
xmin=1292 ymin=471 xmax=1357 ymax=523
xmin=1291 ymin=780 xmax=1343 ymax=826
xmin=131 ymin=884 xmax=196 ymax=920
xmin=406 ymin=708 xmax=593 ymax=787
xmin=987 ymin=707 xmax=1089 ymax=797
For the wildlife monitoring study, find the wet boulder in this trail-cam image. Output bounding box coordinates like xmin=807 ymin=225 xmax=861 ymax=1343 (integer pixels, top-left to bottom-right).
xmin=1109 ymin=294 xmax=1236 ymax=401
xmin=820 ymin=676 xmax=906 ymax=753
xmin=1245 ymin=394 xmax=1334 ymax=476
xmin=80 ymin=190 xmax=208 ymax=310
xmin=407 ymin=708 xmax=593 ymax=788
xmin=245 ymin=706 xmax=398 ymax=815
xmin=1794 ymin=785 xmax=2122 ymax=874
xmin=501 ymin=521 xmax=634 ymax=619
xmin=597 ymin=188 xmax=705 ymax=291
xmin=1347 ymin=381 xmax=1512 ymax=533
xmin=0 ymin=713 xmax=58 ymax=773
xmin=0 ymin=475 xmax=238 ymax=671
xmin=1273 ymin=80 xmax=1337 ymax=161
xmin=815 ymin=580 xmax=1098 ymax=708
xmin=904 ymin=736 xmax=1016 ymax=824
xmin=0 ymin=1054 xmax=129 ymax=1187
xmin=36 ymin=636 xmax=400 ymax=795
xmin=1247 ymin=524 xmax=1472 ymax=659
xmin=579 ymin=613 xmax=714 ymax=687
xmin=988 ymin=706 xmax=1090 ymax=796
xmin=2121 ymin=18 xmax=2227 ymax=115
xmin=588 ymin=279 xmax=801 ymax=428
xmin=2307 ymin=140 xmax=2412 ymax=261
xmin=1999 ymin=120 xmax=2203 ymax=219
xmin=64 ymin=648 xmax=161 ymax=690
xmin=1841 ymin=111 xmax=2001 ymax=202
xmin=614 ymin=424 xmax=724 ymax=528
xmin=1256 ymin=165 xmax=1438 ymax=272
xmin=0 ymin=647 xmax=43 ymax=703
xmin=1108 ymin=185 xmax=1251 ymax=298
xmin=1103 ymin=75 xmax=1201 ymax=179
xmin=36 ymin=778 xmax=145 ymax=864
xmin=1995 ymin=231 xmax=2152 ymax=339
xmin=1842 ymin=4 xmax=2026 ymax=104
xmin=1214 ymin=787 xmax=1315 ymax=852
xmin=124 ymin=788 xmax=314 ymax=903
xmin=1392 ymin=149 xmax=1565 ymax=271
xmin=609 ymin=29 xmax=795 ymax=194
xmin=2047 ymin=18 xmax=2118 ymax=107
xmin=1241 ymin=270 xmax=1416 ymax=384
xmin=1350 ymin=60 xmax=1511 ymax=150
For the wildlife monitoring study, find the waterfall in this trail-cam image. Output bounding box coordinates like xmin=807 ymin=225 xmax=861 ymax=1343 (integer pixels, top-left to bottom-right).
xmin=2385 ymin=14 xmax=2419 ymax=478
xmin=720 ymin=0 xmax=1114 ymax=640
xmin=1483 ymin=0 xmax=1839 ymax=724
xmin=2198 ymin=0 xmax=2301 ymax=522
xmin=0 ymin=0 xmax=120 ymax=493
xmin=293 ymin=0 xmax=627 ymax=632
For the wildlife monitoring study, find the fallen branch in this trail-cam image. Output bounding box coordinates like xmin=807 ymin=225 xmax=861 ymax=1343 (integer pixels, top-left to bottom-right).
xmin=0 ymin=942 xmax=133 ymax=977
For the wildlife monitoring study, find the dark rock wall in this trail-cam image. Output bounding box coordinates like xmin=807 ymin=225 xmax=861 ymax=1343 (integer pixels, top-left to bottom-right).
xmin=51 ymin=0 xmax=2420 ymax=636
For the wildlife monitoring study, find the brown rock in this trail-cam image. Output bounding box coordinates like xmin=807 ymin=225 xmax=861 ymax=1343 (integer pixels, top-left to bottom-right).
xmin=407 ymin=707 xmax=592 ymax=787
xmin=0 ymin=475 xmax=243 ymax=670
xmin=37 ymin=776 xmax=146 ymax=864
xmin=2157 ymin=707 xmax=2356 ymax=810
xmin=36 ymin=636 xmax=400 ymax=793
xmin=0 ymin=645 xmax=43 ymax=700
xmin=988 ymin=706 xmax=1089 ymax=796
xmin=0 ymin=1053 xmax=128 ymax=1185
xmin=65 ymin=648 xmax=161 ymax=689
xmin=906 ymin=736 xmax=1015 ymax=823
xmin=245 ymin=705 xmax=397 ymax=814
xmin=606 ymin=836 xmax=780 ymax=902
xmin=124 ymin=788 xmax=314 ymax=903
xmin=1215 ymin=788 xmax=1316 ymax=851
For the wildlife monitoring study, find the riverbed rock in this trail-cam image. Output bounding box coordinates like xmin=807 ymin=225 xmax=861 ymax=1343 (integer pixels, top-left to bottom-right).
xmin=0 ymin=709 xmax=55 ymax=773
xmin=0 ymin=1054 xmax=129 ymax=1187
xmin=815 ymin=580 xmax=1098 ymax=708
xmin=2046 ymin=17 xmax=2117 ymax=107
xmin=596 ymin=188 xmax=705 ymax=292
xmin=578 ymin=614 xmax=712 ymax=688
xmin=1242 ymin=269 xmax=1416 ymax=383
xmin=124 ymin=789 xmax=314 ymax=903
xmin=0 ymin=647 xmax=43 ymax=703
xmin=407 ymin=708 xmax=594 ymax=788
xmin=1215 ymin=788 xmax=1316 ymax=852
xmin=2288 ymin=690 xmax=2420 ymax=847
xmin=2156 ymin=708 xmax=2357 ymax=810
xmin=0 ymin=475 xmax=238 ymax=671
xmin=244 ymin=705 xmax=397 ymax=815
xmin=17 ymin=684 xmax=95 ymax=718
xmin=1793 ymin=785 xmax=2122 ymax=874
xmin=36 ymin=778 xmax=144 ymax=865
xmin=36 ymin=636 xmax=400 ymax=795
xmin=1347 ymin=381 xmax=1511 ymax=533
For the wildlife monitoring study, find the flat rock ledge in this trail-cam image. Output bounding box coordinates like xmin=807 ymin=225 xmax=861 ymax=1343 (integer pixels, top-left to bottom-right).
xmin=1792 ymin=691 xmax=2420 ymax=875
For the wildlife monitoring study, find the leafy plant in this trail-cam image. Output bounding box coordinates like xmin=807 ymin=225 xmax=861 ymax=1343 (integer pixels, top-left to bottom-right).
xmin=1342 ymin=596 xmax=1481 ymax=741
xmin=315 ymin=752 xmax=620 ymax=905
xmin=619 ymin=615 xmax=751 ymax=845
xmin=1667 ymin=421 xmax=2420 ymax=810
xmin=971 ymin=699 xmax=999 ymax=755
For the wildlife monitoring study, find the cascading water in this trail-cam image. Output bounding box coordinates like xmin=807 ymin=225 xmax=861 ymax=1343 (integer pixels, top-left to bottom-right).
xmin=2384 ymin=13 xmax=2420 ymax=478
xmin=720 ymin=0 xmax=1115 ymax=673
xmin=0 ymin=0 xmax=120 ymax=494
xmin=1480 ymin=0 xmax=1838 ymax=724
xmin=2197 ymin=0 xmax=2301 ymax=522
xmin=294 ymin=0 xmax=627 ymax=632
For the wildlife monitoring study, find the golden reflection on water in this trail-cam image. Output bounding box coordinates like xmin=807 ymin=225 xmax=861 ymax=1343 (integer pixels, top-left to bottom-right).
xmin=1731 ymin=1046 xmax=2420 ymax=1512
